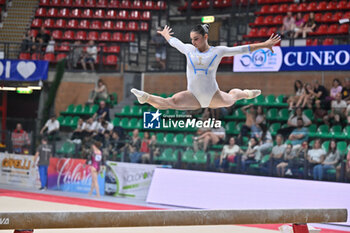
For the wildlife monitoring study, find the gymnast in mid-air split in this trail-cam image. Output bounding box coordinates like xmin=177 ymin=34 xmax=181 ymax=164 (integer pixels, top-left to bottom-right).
xmin=131 ymin=24 xmax=281 ymax=110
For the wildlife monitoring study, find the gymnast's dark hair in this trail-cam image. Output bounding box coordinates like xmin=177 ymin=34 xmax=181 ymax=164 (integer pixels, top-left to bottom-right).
xmin=191 ymin=24 xmax=210 ymax=36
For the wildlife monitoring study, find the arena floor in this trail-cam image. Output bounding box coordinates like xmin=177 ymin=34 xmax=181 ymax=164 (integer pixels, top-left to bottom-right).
xmin=0 ymin=185 xmax=349 ymax=233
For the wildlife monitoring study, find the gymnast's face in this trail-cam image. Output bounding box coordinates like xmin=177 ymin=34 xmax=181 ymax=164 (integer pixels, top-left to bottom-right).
xmin=190 ymin=32 xmax=208 ymax=50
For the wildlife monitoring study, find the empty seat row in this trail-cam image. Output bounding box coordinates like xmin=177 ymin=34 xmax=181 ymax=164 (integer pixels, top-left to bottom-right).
xmin=250 ymin=12 xmax=350 ymax=27
xmin=178 ymin=0 xmax=233 ymax=11
xmin=257 ymin=1 xmax=350 ymax=15
xmin=32 ymin=19 xmax=149 ymax=31
xmin=39 ymin=0 xmax=166 ymax=10
xmin=42 ymin=30 xmax=136 ymax=42
xmin=34 ymin=8 xmax=151 ymax=20
xmin=306 ymin=38 xmax=335 ymax=46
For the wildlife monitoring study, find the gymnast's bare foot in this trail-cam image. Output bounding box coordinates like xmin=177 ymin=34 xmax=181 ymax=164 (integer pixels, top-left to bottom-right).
xmin=243 ymin=89 xmax=261 ymax=99
xmin=131 ymin=88 xmax=149 ymax=104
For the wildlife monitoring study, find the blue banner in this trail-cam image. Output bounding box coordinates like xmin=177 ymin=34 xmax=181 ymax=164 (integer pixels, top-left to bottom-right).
xmin=234 ymin=45 xmax=350 ymax=72
xmin=0 ymin=59 xmax=48 ymax=81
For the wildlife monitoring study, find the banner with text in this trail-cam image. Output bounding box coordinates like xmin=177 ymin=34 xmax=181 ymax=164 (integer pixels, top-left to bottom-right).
xmin=48 ymin=158 xmax=105 ymax=195
xmin=105 ymin=161 xmax=158 ymax=200
xmin=0 ymin=153 xmax=40 ymax=188
xmin=0 ymin=60 xmax=48 ymax=81
xmin=233 ymin=45 xmax=350 ymax=72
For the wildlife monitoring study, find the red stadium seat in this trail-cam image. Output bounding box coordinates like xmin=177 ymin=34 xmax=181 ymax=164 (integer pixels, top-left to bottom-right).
xmin=30 ymin=29 xmax=38 ymax=38
xmin=178 ymin=1 xmax=187 ymax=11
xmin=73 ymin=0 xmax=85 ymax=7
xmin=322 ymin=12 xmax=332 ymax=23
xmin=19 ymin=53 xmax=31 ymax=60
xmin=197 ymin=0 xmax=210 ymax=9
xmin=344 ymin=12 xmax=350 ymax=19
xmin=144 ymin=0 xmax=155 ymax=10
xmin=132 ymin=0 xmax=143 ymax=9
xmin=251 ymin=16 xmax=264 ymax=26
xmin=99 ymin=32 xmax=111 ymax=41
xmin=96 ymin=0 xmax=108 ymax=7
xmin=141 ymin=11 xmax=151 ymax=20
xmin=117 ymin=10 xmax=128 ymax=19
xmin=90 ymin=20 xmax=102 ymax=30
xmin=35 ymin=8 xmax=46 ymax=17
xmin=106 ymin=9 xmax=117 ymax=19
xmin=258 ymin=5 xmax=269 ymax=14
xmin=316 ymin=2 xmax=327 ymax=11
xmin=245 ymin=28 xmax=258 ymax=38
xmin=336 ymin=1 xmax=347 ymax=10
xmin=220 ymin=56 xmax=233 ymax=65
xmin=63 ymin=30 xmax=75 ymax=40
xmin=51 ymin=0 xmax=61 ymax=6
xmin=338 ymin=24 xmax=349 ymax=34
xmin=314 ymin=13 xmax=322 ymax=22
xmin=39 ymin=0 xmax=50 ymax=6
xmin=127 ymin=21 xmax=138 ymax=31
xmin=44 ymin=53 xmax=55 ymax=62
xmin=94 ymin=9 xmax=105 ymax=18
xmin=191 ymin=1 xmax=200 ymax=10
xmin=58 ymin=8 xmax=70 ymax=18
xmin=102 ymin=21 xmax=114 ymax=30
xmin=323 ymin=38 xmax=334 ymax=46
xmin=108 ymin=45 xmax=120 ymax=53
xmin=264 ymin=16 xmax=273 ymax=25
xmin=52 ymin=30 xmax=63 ymax=40
xmin=56 ymin=53 xmax=67 ymax=61
xmin=296 ymin=3 xmax=307 ymax=12
xmin=67 ymin=19 xmax=79 ymax=29
xmin=31 ymin=19 xmax=43 ymax=28
xmin=332 ymin=12 xmax=343 ymax=22
xmin=47 ymin=8 xmax=58 ymax=17
xmin=129 ymin=11 xmax=140 ymax=20
xmin=287 ymin=3 xmax=297 ymax=12
xmin=306 ymin=2 xmax=317 ymax=11
xmin=257 ymin=27 xmax=268 ymax=37
xmin=140 ymin=22 xmax=149 ymax=31
xmin=82 ymin=9 xmax=93 ymax=18
xmin=120 ymin=0 xmax=131 ymax=8
xmin=78 ymin=20 xmax=90 ymax=29
xmin=326 ymin=1 xmax=337 ymax=11
xmin=268 ymin=5 xmax=278 ymax=14
xmin=54 ymin=19 xmax=66 ymax=29
xmin=75 ymin=31 xmax=87 ymax=40
xmin=87 ymin=31 xmax=99 ymax=41
xmin=273 ymin=15 xmax=283 ymax=25
xmin=306 ymin=39 xmax=318 ymax=46
xmin=31 ymin=53 xmax=41 ymax=60
xmin=112 ymin=32 xmax=123 ymax=41
xmin=62 ymin=0 xmax=73 ymax=7
xmin=70 ymin=8 xmax=82 ymax=18
xmin=108 ymin=0 xmax=119 ymax=8
xmin=115 ymin=21 xmax=126 ymax=30
xmin=267 ymin=27 xmax=277 ymax=36
xmin=314 ymin=24 xmax=328 ymax=35
xmin=85 ymin=0 xmax=96 ymax=7
xmin=57 ymin=42 xmax=70 ymax=51
xmin=104 ymin=55 xmax=117 ymax=65
xmin=43 ymin=19 xmax=54 ymax=28
xmin=124 ymin=32 xmax=135 ymax=42
xmin=156 ymin=0 xmax=166 ymax=10
xmin=277 ymin=4 xmax=288 ymax=13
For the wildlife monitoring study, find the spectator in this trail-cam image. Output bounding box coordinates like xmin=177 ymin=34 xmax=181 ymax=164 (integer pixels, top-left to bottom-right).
xmin=295 ymin=83 xmax=313 ymax=109
xmin=128 ymin=129 xmax=142 ymax=163
xmin=281 ymin=11 xmax=295 ymax=38
xmin=40 ymin=114 xmax=60 ymax=138
xmin=107 ymin=131 xmax=123 ymax=161
xmin=33 ymin=137 xmax=52 ymax=191
xmin=336 ymin=150 xmax=350 ymax=181
xmin=276 ymin=143 xmax=294 ymax=177
xmin=151 ymin=27 xmax=167 ymax=70
xmin=82 ymin=117 xmax=99 ymax=138
xmin=241 ymin=137 xmax=260 ymax=173
xmin=288 ymin=118 xmax=309 ymax=149
xmin=193 ymin=126 xmax=226 ymax=152
xmin=217 ymin=137 xmax=242 ymax=172
xmin=81 ymin=40 xmax=97 ymax=72
xmin=342 ymin=77 xmax=350 ymax=101
xmin=286 ymin=141 xmax=309 ymax=176
xmin=139 ymin=132 xmax=151 ymax=162
xmin=67 ymin=41 xmax=84 ymax=70
xmin=324 ymin=93 xmax=347 ymax=126
xmin=255 ymin=124 xmax=273 ymax=160
xmin=287 ymin=80 xmax=303 ymax=110
xmin=312 ymin=79 xmax=329 ymax=108
xmin=262 ymin=134 xmax=286 ymax=176
xmin=313 ymin=139 xmax=340 ymax=181
xmin=302 ymin=12 xmax=316 ymax=38
xmin=35 ymin=26 xmax=50 ymax=50
xmin=329 ymin=78 xmax=343 ymax=100
xmin=71 ymin=118 xmax=86 ymax=141
xmin=293 ymin=12 xmax=305 ymax=38
xmin=307 ymin=139 xmax=326 ymax=177
xmin=87 ymin=79 xmax=109 ymax=104
xmin=278 ymin=107 xmax=311 ymax=139
xmin=20 ymin=30 xmax=34 ymax=53
xmin=93 ymin=100 xmax=110 ymax=122
xmin=255 ymin=106 xmax=266 ymax=125
xmin=239 ymin=104 xmax=256 ymax=139
xmin=11 ymin=123 xmax=30 ymax=154
xmin=313 ymin=100 xmax=328 ymax=123
xmin=142 ymin=134 xmax=160 ymax=163
xmin=45 ymin=36 xmax=55 ymax=54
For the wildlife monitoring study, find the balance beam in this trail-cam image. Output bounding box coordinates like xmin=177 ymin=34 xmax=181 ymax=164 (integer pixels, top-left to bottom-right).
xmin=0 ymin=209 xmax=347 ymax=230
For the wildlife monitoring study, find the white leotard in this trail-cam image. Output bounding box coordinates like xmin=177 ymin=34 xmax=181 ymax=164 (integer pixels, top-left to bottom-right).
xmin=168 ymin=37 xmax=250 ymax=108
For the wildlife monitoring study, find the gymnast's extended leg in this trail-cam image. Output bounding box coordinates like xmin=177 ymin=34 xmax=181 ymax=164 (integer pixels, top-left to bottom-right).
xmin=209 ymin=89 xmax=261 ymax=108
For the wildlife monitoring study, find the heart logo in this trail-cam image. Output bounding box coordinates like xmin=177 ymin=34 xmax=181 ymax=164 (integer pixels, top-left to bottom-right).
xmin=17 ymin=61 xmax=36 ymax=79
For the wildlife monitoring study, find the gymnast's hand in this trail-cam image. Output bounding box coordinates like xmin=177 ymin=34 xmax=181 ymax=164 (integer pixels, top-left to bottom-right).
xmin=157 ymin=25 xmax=174 ymax=41
xmin=264 ymin=34 xmax=281 ymax=53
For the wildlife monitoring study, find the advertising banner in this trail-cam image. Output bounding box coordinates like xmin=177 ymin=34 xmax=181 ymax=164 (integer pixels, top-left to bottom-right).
xmin=105 ymin=161 xmax=158 ymax=200
xmin=48 ymin=157 xmax=105 ymax=195
xmin=233 ymin=45 xmax=350 ymax=72
xmin=0 ymin=60 xmax=48 ymax=81
xmin=0 ymin=153 xmax=40 ymax=188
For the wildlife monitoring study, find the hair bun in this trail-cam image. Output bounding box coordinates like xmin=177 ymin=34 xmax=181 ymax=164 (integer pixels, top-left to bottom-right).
xmin=202 ymin=24 xmax=210 ymax=33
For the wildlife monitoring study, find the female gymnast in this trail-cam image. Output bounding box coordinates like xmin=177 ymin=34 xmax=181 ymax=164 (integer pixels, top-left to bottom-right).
xmin=131 ymin=24 xmax=281 ymax=110
xmin=88 ymin=141 xmax=103 ymax=198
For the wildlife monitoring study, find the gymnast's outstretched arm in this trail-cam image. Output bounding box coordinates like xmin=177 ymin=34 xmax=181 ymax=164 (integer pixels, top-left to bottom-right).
xmin=157 ymin=25 xmax=193 ymax=55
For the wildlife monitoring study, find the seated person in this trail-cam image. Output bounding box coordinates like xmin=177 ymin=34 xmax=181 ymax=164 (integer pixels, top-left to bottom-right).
xmin=193 ymin=126 xmax=225 ymax=152
xmin=40 ymin=114 xmax=60 ymax=138
xmin=241 ymin=137 xmax=260 ymax=173
xmin=217 ymin=137 xmax=242 ymax=172
xmin=87 ymin=79 xmax=108 ymax=104
xmin=93 ymin=100 xmax=110 ymax=122
xmin=324 ymin=93 xmax=347 ymax=126
xmin=307 ymin=139 xmax=326 ymax=177
xmin=288 ymin=118 xmax=309 ymax=150
xmin=81 ymin=40 xmax=97 ymax=72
